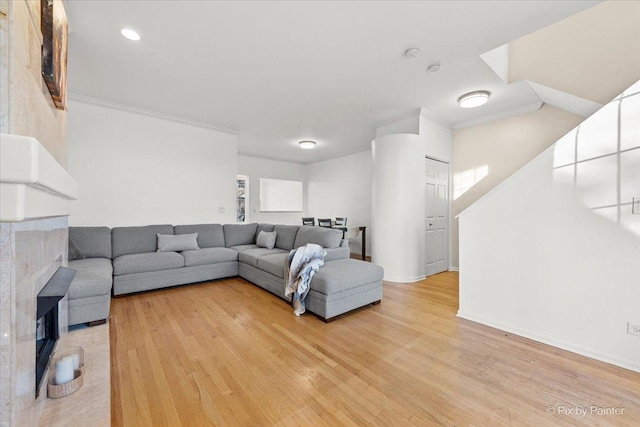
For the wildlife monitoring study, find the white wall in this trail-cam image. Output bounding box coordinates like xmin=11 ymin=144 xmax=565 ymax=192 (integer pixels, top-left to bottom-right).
xmin=238 ymin=155 xmax=306 ymax=225
xmin=306 ymin=151 xmax=372 ymax=256
xmin=451 ymin=105 xmax=583 ymax=268
xmin=458 ymin=86 xmax=640 ymax=372
xmin=67 ymin=99 xmax=238 ymax=226
xmin=371 ymin=111 xmax=453 ymax=280
xmin=372 ymin=134 xmax=426 ymax=282
xmin=420 ymin=113 xmax=452 ymax=162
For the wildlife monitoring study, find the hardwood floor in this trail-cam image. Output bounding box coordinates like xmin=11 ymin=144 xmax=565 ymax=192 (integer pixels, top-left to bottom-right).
xmin=110 ymin=273 xmax=640 ymax=426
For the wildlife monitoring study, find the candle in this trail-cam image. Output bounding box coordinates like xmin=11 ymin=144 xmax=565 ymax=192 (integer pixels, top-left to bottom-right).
xmin=55 ymin=356 xmax=74 ymax=385
xmin=71 ymin=353 xmax=81 ymax=370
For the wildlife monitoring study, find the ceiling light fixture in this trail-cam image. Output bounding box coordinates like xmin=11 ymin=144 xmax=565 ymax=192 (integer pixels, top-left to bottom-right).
xmin=299 ymin=140 xmax=316 ymax=149
xmin=427 ymin=64 xmax=441 ymax=73
xmin=404 ymin=48 xmax=420 ymax=59
xmin=120 ymin=28 xmax=141 ymax=41
xmin=457 ymin=90 xmax=490 ymax=108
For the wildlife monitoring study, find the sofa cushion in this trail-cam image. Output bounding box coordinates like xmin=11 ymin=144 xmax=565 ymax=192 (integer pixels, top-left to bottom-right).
xmin=230 ymin=244 xmax=259 ymax=252
xmin=324 ymin=247 xmax=350 ymax=261
xmin=113 ymin=252 xmax=184 ymax=276
xmin=157 ymin=233 xmax=199 ymax=252
xmin=256 ymin=231 xmax=276 ymax=249
xmin=293 ymin=226 xmax=342 ymax=249
xmin=174 ymin=224 xmax=225 ymax=248
xmin=238 ymin=248 xmax=287 ymax=267
xmin=274 ymin=225 xmax=300 ymax=250
xmin=257 ymin=253 xmax=288 ymax=278
xmin=69 ymin=227 xmax=112 ymax=260
xmin=181 ymin=247 xmax=238 ymax=267
xmin=112 ymin=225 xmax=174 ymax=258
xmin=223 ymin=223 xmax=258 ymax=247
xmin=310 ymin=259 xmax=384 ymax=295
xmin=67 ymin=258 xmax=113 ymax=299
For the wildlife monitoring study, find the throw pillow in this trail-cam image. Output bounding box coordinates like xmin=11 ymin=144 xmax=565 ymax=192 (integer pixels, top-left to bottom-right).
xmin=157 ymin=233 xmax=199 ymax=252
xmin=256 ymin=230 xmax=277 ymax=249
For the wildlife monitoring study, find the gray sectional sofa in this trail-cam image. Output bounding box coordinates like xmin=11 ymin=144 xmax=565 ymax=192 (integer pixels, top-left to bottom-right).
xmin=67 ymin=223 xmax=383 ymax=325
xmin=68 ymin=227 xmax=113 ymax=326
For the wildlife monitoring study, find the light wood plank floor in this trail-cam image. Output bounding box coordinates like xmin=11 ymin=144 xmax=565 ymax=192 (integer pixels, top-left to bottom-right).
xmin=110 ymin=273 xmax=640 ymax=426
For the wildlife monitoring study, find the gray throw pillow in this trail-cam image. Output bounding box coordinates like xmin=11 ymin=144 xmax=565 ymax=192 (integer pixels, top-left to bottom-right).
xmin=157 ymin=233 xmax=199 ymax=252
xmin=256 ymin=230 xmax=276 ymax=249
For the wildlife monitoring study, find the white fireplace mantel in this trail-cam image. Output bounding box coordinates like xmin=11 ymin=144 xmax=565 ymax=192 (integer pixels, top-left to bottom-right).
xmin=0 ymin=134 xmax=77 ymax=222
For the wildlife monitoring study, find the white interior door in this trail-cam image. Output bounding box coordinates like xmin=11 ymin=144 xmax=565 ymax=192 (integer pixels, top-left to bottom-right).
xmin=425 ymin=158 xmax=449 ymax=277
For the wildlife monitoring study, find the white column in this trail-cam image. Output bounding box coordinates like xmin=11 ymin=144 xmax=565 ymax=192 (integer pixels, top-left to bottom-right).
xmin=371 ymin=133 xmax=425 ymax=282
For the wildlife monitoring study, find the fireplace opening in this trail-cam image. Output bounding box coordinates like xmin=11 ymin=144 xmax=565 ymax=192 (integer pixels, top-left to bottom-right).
xmin=35 ymin=267 xmax=75 ymax=397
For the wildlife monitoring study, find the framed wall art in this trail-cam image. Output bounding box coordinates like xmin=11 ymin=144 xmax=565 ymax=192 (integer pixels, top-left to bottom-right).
xmin=41 ymin=0 xmax=68 ymax=110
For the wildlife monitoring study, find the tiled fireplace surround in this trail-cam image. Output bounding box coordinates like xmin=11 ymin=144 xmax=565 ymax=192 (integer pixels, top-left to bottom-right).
xmin=0 ymin=217 xmax=69 ymax=426
xmin=0 ymin=134 xmax=79 ymax=426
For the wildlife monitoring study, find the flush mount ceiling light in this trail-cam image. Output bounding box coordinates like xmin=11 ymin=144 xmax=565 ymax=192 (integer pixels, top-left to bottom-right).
xmin=120 ymin=28 xmax=141 ymax=41
xmin=299 ymin=140 xmax=316 ymax=149
xmin=458 ymin=90 xmax=490 ymax=108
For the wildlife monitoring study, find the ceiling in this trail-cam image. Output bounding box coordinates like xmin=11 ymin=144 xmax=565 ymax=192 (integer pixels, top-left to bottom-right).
xmin=65 ymin=0 xmax=601 ymax=164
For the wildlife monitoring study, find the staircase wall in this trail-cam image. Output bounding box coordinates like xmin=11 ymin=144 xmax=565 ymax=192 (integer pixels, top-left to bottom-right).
xmin=457 ymin=83 xmax=640 ymax=372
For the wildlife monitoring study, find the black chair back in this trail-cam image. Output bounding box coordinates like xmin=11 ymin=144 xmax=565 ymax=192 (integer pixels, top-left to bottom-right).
xmin=335 ymin=217 xmax=347 ymax=226
xmin=302 ymin=217 xmax=315 ymax=226
xmin=318 ymin=218 xmax=332 ymax=227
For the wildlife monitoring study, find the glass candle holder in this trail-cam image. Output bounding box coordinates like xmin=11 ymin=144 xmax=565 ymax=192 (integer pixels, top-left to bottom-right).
xmin=49 ymin=346 xmax=84 ymax=385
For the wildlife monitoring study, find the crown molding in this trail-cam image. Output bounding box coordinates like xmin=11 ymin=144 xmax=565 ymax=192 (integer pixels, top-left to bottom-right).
xmin=374 ymin=107 xmax=452 ymax=130
xmin=453 ymin=101 xmax=543 ymax=130
xmin=67 ymin=93 xmax=240 ymax=135
xmin=373 ymin=107 xmax=421 ymax=129
xmin=418 ymin=107 xmax=453 ymax=128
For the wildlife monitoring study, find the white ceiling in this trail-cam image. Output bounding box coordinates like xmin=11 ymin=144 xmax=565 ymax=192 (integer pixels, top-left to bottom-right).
xmin=65 ymin=0 xmax=600 ymax=164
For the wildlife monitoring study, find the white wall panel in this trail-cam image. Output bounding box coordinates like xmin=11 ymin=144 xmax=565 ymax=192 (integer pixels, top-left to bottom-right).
xmin=67 ymin=99 xmax=238 ymax=226
xmin=372 ymin=134 xmax=425 ymax=282
xmin=458 ymin=86 xmax=640 ymax=372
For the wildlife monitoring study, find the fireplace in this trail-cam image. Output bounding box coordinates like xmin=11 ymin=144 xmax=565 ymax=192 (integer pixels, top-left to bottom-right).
xmin=1 ymin=135 xmax=77 ymax=424
xmin=35 ymin=267 xmax=75 ymax=397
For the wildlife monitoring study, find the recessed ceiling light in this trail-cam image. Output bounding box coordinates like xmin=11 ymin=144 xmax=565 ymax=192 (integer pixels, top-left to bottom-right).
xmin=458 ymin=91 xmax=490 ymax=108
xmin=120 ymin=28 xmax=141 ymax=41
xmin=299 ymin=140 xmax=316 ymax=149
xmin=404 ymin=48 xmax=420 ymax=59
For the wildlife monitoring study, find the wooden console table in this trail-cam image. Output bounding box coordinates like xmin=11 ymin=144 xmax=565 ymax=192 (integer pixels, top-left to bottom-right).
xmin=358 ymin=226 xmax=367 ymax=261
xmin=328 ymin=225 xmax=368 ymax=261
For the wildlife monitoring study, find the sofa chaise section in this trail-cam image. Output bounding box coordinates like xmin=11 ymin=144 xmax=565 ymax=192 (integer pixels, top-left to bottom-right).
xmin=236 ymin=224 xmax=355 ymax=305
xmin=305 ymin=258 xmax=384 ymax=320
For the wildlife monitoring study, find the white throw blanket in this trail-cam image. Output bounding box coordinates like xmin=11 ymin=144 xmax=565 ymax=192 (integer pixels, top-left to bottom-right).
xmin=285 ymin=243 xmax=327 ymax=316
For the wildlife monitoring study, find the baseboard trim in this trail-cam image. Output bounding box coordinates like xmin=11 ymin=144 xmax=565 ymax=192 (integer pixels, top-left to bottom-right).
xmin=456 ymin=311 xmax=640 ymax=374
xmin=448 ymin=266 xmax=459 ymax=272
xmin=383 ymin=275 xmax=426 ymax=283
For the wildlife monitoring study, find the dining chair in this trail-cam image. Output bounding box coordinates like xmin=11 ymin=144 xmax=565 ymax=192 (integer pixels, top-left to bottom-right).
xmin=335 ymin=217 xmax=347 ymax=226
xmin=318 ymin=218 xmax=332 ymax=228
xmin=302 ymin=217 xmax=315 ymax=226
